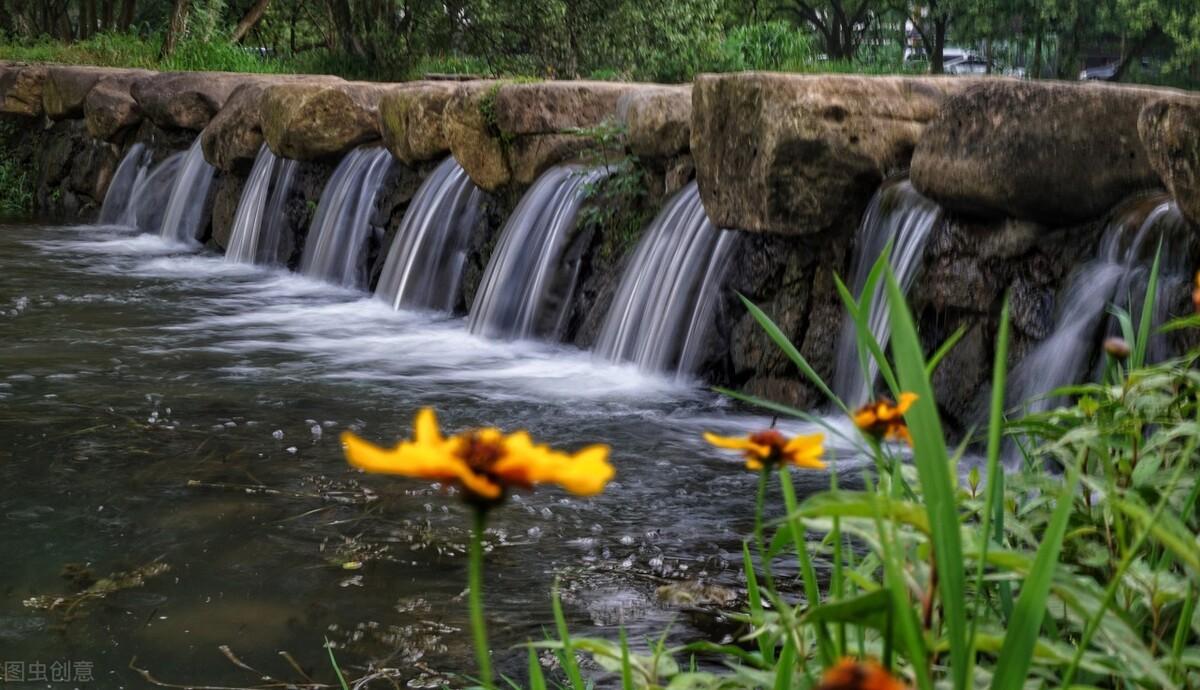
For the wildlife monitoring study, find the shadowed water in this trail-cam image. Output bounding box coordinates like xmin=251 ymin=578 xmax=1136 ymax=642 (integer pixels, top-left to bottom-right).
xmin=98 ymin=143 xmax=150 ymax=225
xmin=0 ymin=220 xmax=866 ymax=687
xmin=595 ymin=182 xmax=736 ymax=376
xmin=469 ymin=165 xmax=610 ymax=340
xmin=376 ymin=157 xmax=484 ymax=312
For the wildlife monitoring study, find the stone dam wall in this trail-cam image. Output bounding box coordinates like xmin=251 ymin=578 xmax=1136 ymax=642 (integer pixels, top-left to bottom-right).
xmin=3 ymin=61 xmax=1200 ymax=430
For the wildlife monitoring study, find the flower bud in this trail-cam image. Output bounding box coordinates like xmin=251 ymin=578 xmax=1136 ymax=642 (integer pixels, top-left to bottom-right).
xmin=1104 ymin=336 xmax=1131 ymax=361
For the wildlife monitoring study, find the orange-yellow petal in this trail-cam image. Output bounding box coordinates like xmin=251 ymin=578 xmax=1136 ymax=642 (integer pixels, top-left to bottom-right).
xmin=853 ymin=409 xmax=877 ymax=429
xmin=704 ymin=432 xmax=770 ymax=459
xmin=549 ymin=445 xmax=614 ymax=496
xmin=413 ymin=407 xmax=443 ymax=445
xmin=342 ymin=431 xmax=460 ymax=480
xmin=783 ymin=433 xmax=826 ymax=469
xmin=896 ymin=392 xmax=918 ymax=414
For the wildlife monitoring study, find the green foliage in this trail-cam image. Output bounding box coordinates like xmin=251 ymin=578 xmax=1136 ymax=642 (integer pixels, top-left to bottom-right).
xmin=0 ymin=121 xmax=32 ymax=216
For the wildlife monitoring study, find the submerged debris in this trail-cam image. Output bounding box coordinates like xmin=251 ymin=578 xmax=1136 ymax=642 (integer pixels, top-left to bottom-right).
xmin=24 ymin=561 xmax=171 ymax=619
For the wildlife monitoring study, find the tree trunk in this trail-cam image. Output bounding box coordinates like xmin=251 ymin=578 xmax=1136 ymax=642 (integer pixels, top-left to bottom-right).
xmin=100 ymin=0 xmax=112 ymax=30
xmin=326 ymin=0 xmax=365 ymax=57
xmin=117 ymin=0 xmax=134 ymax=30
xmin=230 ymin=0 xmax=270 ymax=43
xmin=1030 ymin=26 xmax=1043 ymax=79
xmin=160 ymin=0 xmax=190 ymax=57
xmin=81 ymin=0 xmax=95 ymax=38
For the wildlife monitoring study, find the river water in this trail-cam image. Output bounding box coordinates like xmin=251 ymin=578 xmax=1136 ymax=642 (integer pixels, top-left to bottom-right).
xmin=0 ymin=220 xmax=863 ymax=687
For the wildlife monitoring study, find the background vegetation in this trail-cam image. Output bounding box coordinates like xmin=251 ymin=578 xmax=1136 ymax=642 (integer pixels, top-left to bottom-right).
xmin=0 ymin=0 xmax=1197 ymax=86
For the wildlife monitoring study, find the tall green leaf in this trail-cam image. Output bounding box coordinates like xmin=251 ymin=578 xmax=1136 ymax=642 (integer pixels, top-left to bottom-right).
xmin=884 ymin=269 xmax=970 ymax=690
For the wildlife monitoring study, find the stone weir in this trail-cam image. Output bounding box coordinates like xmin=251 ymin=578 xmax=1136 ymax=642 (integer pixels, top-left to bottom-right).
xmin=2 ymin=61 xmax=1199 ymax=429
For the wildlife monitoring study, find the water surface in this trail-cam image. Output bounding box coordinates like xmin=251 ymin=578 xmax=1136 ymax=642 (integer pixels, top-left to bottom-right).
xmin=0 ymin=221 xmax=863 ymax=687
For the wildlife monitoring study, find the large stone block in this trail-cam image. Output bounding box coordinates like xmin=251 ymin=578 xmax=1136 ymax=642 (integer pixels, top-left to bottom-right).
xmin=379 ymin=81 xmax=484 ymax=165
xmin=131 ymin=71 xmax=255 ymax=131
xmin=203 ymin=75 xmax=344 ymax=171
xmin=44 ymin=66 xmax=150 ymax=120
xmin=911 ymin=79 xmax=1185 ymax=226
xmin=618 ymin=85 xmax=691 ymax=160
xmin=1139 ymin=97 xmax=1200 ymax=226
xmin=85 ymin=71 xmax=151 ymax=142
xmin=692 ymin=73 xmax=969 ymax=235
xmin=261 ymin=80 xmax=386 ymax=160
xmin=0 ymin=63 xmax=49 ymax=117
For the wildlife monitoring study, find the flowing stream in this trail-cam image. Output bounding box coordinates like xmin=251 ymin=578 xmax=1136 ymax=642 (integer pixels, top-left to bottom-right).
xmin=0 ymin=219 xmax=859 ymax=687
xmin=225 ymin=145 xmax=298 ymax=265
xmin=157 ymin=137 xmax=216 ymax=244
xmin=300 ymin=147 xmax=394 ymax=288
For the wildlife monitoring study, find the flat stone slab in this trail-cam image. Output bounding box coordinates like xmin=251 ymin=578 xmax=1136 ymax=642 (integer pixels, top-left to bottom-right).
xmin=1139 ymin=96 xmax=1200 ymax=226
xmin=261 ymin=80 xmax=387 ymax=161
xmin=692 ymin=73 xmax=972 ymax=235
xmin=911 ymin=79 xmax=1190 ymax=226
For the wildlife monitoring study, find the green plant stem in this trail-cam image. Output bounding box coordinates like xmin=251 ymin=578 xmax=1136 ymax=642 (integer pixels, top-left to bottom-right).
xmin=778 ymin=468 xmax=835 ymax=666
xmin=469 ymin=507 xmax=494 ymax=690
xmin=755 ymin=466 xmax=774 ymax=584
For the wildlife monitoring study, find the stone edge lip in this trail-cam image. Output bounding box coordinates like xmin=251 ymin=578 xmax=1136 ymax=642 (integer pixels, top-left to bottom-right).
xmin=3 ymin=63 xmax=1199 ymax=233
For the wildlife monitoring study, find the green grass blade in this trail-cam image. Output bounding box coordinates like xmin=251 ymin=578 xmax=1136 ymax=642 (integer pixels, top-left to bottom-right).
xmin=969 ymin=296 xmax=1010 ymax=677
xmin=925 ymin=325 xmax=967 ymax=378
xmin=551 ymin=582 xmax=586 ymax=690
xmin=618 ymin=628 xmax=634 ymax=690
xmin=325 ymin=639 xmax=351 ymax=690
xmin=1133 ymin=239 xmax=1163 ymax=368
xmin=743 ymin=541 xmax=775 ymax=665
xmin=739 ymin=293 xmax=848 ymax=414
xmin=528 ymin=645 xmax=548 ymax=690
xmin=773 ymin=632 xmax=796 ymax=690
xmin=884 ymin=268 xmax=969 ymax=690
xmin=989 ymin=452 xmax=1081 ymax=690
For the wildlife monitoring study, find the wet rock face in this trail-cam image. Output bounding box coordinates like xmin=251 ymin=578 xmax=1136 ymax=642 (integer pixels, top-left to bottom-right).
xmin=619 ymin=85 xmax=691 ymax=161
xmin=691 ymin=73 xmax=970 ymax=236
xmin=912 ymin=80 xmax=1180 ymax=226
xmin=33 ymin=119 xmax=120 ymax=219
xmin=210 ymin=170 xmax=248 ymax=250
xmin=1139 ymin=97 xmax=1200 ymax=225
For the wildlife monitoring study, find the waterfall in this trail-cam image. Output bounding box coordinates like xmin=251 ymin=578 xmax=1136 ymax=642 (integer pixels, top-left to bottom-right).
xmin=225 ymin=144 xmax=298 ymax=265
xmin=832 ymin=180 xmax=941 ymax=406
xmin=375 ymin=157 xmax=484 ymax=312
xmin=158 ymin=137 xmax=216 ymax=243
xmin=300 ymin=147 xmax=394 ymax=288
xmin=468 ymin=165 xmax=610 ymax=340
xmin=99 ymin=143 xmax=150 ymax=225
xmin=594 ymin=182 xmax=736 ymax=376
xmin=1011 ymin=194 xmax=1191 ymax=414
xmin=126 ymin=151 xmax=186 ymax=232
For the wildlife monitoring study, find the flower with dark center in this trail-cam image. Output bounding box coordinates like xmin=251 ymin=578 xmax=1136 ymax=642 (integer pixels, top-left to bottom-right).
xmin=341 ymin=408 xmax=613 ymax=507
xmin=703 ymin=428 xmax=825 ymax=470
xmin=853 ymin=392 xmax=918 ymax=446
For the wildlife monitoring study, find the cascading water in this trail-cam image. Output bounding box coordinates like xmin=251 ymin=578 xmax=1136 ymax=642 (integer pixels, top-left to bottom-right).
xmin=375 ymin=157 xmax=484 ymax=311
xmin=225 ymin=145 xmax=298 ymax=265
xmin=1011 ymin=194 xmax=1192 ymax=414
xmin=832 ymin=179 xmax=941 ymax=406
xmin=594 ymin=182 xmax=735 ymax=376
xmin=158 ymin=137 xmax=216 ymax=243
xmin=300 ymin=147 xmax=394 ymax=288
xmin=99 ymin=143 xmax=150 ymax=225
xmin=468 ymin=165 xmax=610 ymax=340
xmin=126 ymin=151 xmax=186 ymax=232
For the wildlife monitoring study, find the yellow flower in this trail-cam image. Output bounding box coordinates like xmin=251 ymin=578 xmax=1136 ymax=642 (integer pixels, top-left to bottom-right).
xmin=703 ymin=428 xmax=825 ymax=471
xmin=853 ymin=393 xmax=918 ymax=446
xmin=341 ymin=408 xmax=613 ymax=506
